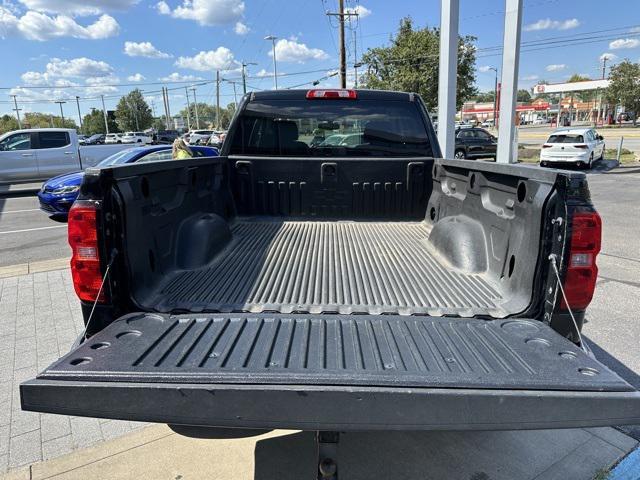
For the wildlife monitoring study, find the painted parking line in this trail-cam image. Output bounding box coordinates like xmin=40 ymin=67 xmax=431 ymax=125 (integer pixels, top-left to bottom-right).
xmin=0 ymin=208 xmax=41 ymax=214
xmin=0 ymin=225 xmax=66 ymax=235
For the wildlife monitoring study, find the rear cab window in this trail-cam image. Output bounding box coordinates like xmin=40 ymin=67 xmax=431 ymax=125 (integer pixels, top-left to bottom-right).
xmin=228 ymin=96 xmax=433 ymax=157
xmin=36 ymin=131 xmax=70 ymax=149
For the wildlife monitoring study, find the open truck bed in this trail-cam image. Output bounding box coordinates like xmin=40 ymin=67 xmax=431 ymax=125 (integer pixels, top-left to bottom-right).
xmin=152 ymin=219 xmax=505 ymax=317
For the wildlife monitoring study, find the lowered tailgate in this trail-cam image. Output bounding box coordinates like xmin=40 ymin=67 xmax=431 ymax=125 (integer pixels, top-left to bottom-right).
xmin=21 ymin=313 xmax=640 ymax=431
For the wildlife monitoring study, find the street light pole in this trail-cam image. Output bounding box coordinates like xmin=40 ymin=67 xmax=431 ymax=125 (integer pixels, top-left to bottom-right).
xmin=55 ymin=101 xmax=66 ymax=127
xmin=184 ymin=86 xmax=192 ymax=131
xmin=264 ymin=35 xmax=278 ymax=89
xmin=11 ymin=95 xmax=22 ymax=129
xmin=101 ymin=95 xmax=109 ymax=134
xmin=241 ymin=61 xmax=257 ymax=94
xmin=190 ymin=88 xmax=200 ymax=129
xmin=75 ymin=96 xmax=83 ymax=132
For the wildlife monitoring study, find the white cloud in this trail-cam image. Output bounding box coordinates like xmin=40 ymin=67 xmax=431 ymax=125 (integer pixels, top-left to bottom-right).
xmin=124 ymin=41 xmax=172 ymax=58
xmin=478 ymin=65 xmax=492 ymax=73
xmin=18 ymin=0 xmax=139 ymax=16
xmin=175 ymin=47 xmax=239 ymax=71
xmin=85 ymin=75 xmax=119 ymax=85
xmin=521 ymin=74 xmax=539 ymax=81
xmin=127 ymin=73 xmax=145 ymax=82
xmin=600 ymin=52 xmax=618 ymax=62
xmin=609 ymin=38 xmax=640 ymax=50
xmin=545 ymin=64 xmax=566 ymax=72
xmin=0 ymin=7 xmax=119 ymax=41
xmin=524 ymin=18 xmax=580 ymax=31
xmin=255 ymin=69 xmax=271 ymax=77
xmin=344 ymin=5 xmax=371 ymax=19
xmin=159 ymin=72 xmax=204 ymax=82
xmin=156 ymin=0 xmax=244 ymax=26
xmin=234 ymin=21 xmax=248 ymax=35
xmin=46 ymin=57 xmax=113 ymax=77
xmin=271 ymin=38 xmax=329 ymax=63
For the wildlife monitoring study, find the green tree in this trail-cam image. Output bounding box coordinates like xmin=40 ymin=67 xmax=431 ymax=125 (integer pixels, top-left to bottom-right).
xmin=0 ymin=114 xmax=20 ymax=134
xmin=82 ymin=108 xmax=117 ymax=135
xmin=606 ymin=61 xmax=640 ymax=124
xmin=568 ymin=74 xmax=591 ymax=83
xmin=516 ymin=89 xmax=532 ymax=103
xmin=474 ymin=91 xmax=495 ymax=103
xmin=178 ymin=102 xmax=237 ymax=129
xmin=23 ymin=112 xmax=76 ymax=129
xmin=566 ymin=74 xmax=595 ymax=101
xmin=115 ymin=89 xmax=153 ymax=131
xmin=360 ymin=17 xmax=477 ymax=110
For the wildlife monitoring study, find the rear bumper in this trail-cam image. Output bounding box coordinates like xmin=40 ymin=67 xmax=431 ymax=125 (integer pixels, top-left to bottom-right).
xmin=540 ymin=152 xmax=589 ymax=163
xmin=21 ymin=380 xmax=640 ymax=431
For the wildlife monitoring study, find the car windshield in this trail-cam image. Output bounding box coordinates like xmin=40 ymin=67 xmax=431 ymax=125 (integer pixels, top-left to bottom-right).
xmin=547 ymin=134 xmax=584 ymax=143
xmin=228 ymin=98 xmax=433 ymax=157
xmin=96 ymin=149 xmax=150 ymax=167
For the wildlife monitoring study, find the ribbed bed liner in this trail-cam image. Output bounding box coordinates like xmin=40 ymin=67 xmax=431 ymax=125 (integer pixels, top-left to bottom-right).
xmin=152 ymin=219 xmax=508 ymax=317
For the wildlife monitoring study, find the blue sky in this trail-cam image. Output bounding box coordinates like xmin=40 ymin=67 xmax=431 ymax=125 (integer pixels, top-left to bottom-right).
xmin=1 ymin=0 xmax=639 ymax=118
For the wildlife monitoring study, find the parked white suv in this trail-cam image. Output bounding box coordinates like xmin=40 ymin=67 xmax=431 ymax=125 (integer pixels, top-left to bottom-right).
xmin=121 ymin=132 xmax=152 ymax=144
xmin=105 ymin=133 xmax=124 ymax=144
xmin=540 ymin=128 xmax=605 ymax=169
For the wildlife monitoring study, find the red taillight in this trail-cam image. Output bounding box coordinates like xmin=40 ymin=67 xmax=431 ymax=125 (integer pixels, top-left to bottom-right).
xmin=306 ymin=89 xmax=357 ymax=99
xmin=542 ymin=144 xmax=552 ymax=148
xmin=574 ymin=144 xmax=589 ymax=149
xmin=68 ymin=203 xmax=105 ymax=303
xmin=561 ymin=211 xmax=601 ymax=310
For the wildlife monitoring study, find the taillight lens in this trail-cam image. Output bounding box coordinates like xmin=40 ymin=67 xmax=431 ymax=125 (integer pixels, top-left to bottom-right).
xmin=542 ymin=144 xmax=552 ymax=148
xmin=306 ymin=89 xmax=357 ymax=99
xmin=573 ymin=144 xmax=589 ymax=149
xmin=561 ymin=211 xmax=601 ymax=310
xmin=68 ymin=203 xmax=106 ymax=303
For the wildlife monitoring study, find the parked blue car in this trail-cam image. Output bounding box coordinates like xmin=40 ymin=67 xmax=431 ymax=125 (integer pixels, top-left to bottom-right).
xmin=38 ymin=145 xmax=218 ymax=216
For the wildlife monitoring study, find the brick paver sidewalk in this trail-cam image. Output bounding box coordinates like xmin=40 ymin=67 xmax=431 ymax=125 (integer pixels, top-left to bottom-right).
xmin=0 ymin=269 xmax=146 ymax=474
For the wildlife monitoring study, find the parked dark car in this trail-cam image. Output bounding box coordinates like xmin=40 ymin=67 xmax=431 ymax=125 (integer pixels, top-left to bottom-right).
xmin=84 ymin=134 xmax=105 ymax=145
xmin=454 ymin=127 xmax=497 ymax=159
xmin=154 ymin=130 xmax=180 ymax=144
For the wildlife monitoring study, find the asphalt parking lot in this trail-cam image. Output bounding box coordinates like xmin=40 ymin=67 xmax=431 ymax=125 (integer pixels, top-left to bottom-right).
xmin=0 ymin=159 xmax=639 ymax=479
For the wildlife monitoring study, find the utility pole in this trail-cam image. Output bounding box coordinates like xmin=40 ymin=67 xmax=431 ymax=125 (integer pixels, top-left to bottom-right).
xmin=165 ymin=88 xmax=172 ymax=128
xmin=55 ymin=101 xmax=66 ymax=127
xmin=11 ymin=95 xmax=22 ymax=129
xmin=101 ymin=95 xmax=109 ymax=134
xmin=436 ymin=0 xmax=459 ymax=159
xmin=190 ymin=88 xmax=199 ymax=129
xmin=352 ymin=18 xmax=359 ymax=88
xmin=184 ymin=87 xmax=192 ymax=131
xmin=232 ymin=81 xmax=238 ymax=108
xmin=216 ymin=71 xmax=221 ymax=130
xmin=75 ymin=96 xmax=83 ymax=132
xmin=326 ymin=1 xmax=358 ymax=88
xmin=241 ymin=61 xmax=257 ymax=94
xmin=264 ymin=35 xmax=278 ymax=89
xmin=602 ymin=56 xmax=608 ymax=79
xmin=488 ymin=67 xmax=498 ymax=128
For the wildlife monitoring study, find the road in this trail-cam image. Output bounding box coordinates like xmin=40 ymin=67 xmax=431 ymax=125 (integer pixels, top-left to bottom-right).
xmin=515 ymin=125 xmax=640 ymax=151
xmin=0 ymin=195 xmax=69 ymax=267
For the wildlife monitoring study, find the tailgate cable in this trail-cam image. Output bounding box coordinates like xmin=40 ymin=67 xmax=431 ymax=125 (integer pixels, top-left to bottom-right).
xmin=548 ymin=253 xmax=587 ymax=353
xmin=82 ymin=248 xmax=118 ymax=340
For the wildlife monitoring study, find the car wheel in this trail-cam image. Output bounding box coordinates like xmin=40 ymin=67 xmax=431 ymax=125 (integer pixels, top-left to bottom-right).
xmin=137 ymin=139 xmax=142 ymax=143
xmin=454 ymin=149 xmax=466 ymax=159
xmin=540 ymin=161 xmax=547 ymax=168
xmin=588 ymin=152 xmax=594 ymax=169
xmin=117 ymin=140 xmax=121 ymax=144
xmin=598 ymin=145 xmax=605 ymax=161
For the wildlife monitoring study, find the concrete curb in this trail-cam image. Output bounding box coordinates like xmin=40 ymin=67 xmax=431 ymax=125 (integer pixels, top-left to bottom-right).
xmin=0 ymin=258 xmax=69 ymax=279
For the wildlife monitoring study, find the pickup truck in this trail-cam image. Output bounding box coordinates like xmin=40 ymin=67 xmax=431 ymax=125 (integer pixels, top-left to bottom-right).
xmin=21 ymin=89 xmax=640 ymax=473
xmin=0 ymin=128 xmax=131 ymax=185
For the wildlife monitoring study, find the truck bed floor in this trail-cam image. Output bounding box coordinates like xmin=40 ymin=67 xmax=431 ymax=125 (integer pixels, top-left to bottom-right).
xmin=151 ymin=220 xmax=508 ymax=317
